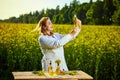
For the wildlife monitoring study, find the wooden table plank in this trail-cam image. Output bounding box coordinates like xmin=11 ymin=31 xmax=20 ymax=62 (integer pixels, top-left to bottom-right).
xmin=12 ymin=70 xmax=93 ymax=80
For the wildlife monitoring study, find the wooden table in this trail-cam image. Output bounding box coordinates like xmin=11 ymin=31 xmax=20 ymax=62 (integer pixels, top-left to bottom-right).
xmin=12 ymin=70 xmax=93 ymax=80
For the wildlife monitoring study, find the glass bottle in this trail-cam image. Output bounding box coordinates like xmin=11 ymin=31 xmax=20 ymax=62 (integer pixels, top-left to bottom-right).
xmin=48 ymin=61 xmax=53 ymax=74
xmin=74 ymin=14 xmax=77 ymax=27
xmin=55 ymin=59 xmax=61 ymax=75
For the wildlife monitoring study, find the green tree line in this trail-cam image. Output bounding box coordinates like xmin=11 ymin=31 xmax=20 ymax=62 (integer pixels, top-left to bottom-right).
xmin=0 ymin=0 xmax=120 ymax=25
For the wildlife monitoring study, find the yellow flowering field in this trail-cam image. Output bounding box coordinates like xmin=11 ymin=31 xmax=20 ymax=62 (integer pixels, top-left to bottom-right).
xmin=0 ymin=23 xmax=120 ymax=80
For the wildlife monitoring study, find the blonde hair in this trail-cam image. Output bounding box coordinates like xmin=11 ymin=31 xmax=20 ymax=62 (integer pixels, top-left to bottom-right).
xmin=33 ymin=17 xmax=53 ymax=36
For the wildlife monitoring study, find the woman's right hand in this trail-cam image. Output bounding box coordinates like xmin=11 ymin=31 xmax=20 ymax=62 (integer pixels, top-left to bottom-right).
xmin=75 ymin=18 xmax=82 ymax=29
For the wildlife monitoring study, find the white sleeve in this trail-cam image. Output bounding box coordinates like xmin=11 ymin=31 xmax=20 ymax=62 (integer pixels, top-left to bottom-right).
xmin=54 ymin=33 xmax=65 ymax=39
xmin=58 ymin=34 xmax=65 ymax=38
xmin=39 ymin=34 xmax=73 ymax=48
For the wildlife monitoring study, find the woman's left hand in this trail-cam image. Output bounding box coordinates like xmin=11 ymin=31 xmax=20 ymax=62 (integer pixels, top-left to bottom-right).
xmin=70 ymin=27 xmax=79 ymax=36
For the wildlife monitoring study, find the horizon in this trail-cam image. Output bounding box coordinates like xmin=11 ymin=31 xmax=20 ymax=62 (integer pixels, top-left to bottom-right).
xmin=0 ymin=0 xmax=97 ymax=20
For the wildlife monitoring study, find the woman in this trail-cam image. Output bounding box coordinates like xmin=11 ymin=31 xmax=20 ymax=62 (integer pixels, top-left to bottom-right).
xmin=37 ymin=17 xmax=81 ymax=72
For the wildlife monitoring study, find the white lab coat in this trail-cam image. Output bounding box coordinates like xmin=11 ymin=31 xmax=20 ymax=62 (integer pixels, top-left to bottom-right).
xmin=38 ymin=28 xmax=80 ymax=71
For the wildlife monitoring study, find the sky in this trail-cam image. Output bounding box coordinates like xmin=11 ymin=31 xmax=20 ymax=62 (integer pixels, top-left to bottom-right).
xmin=0 ymin=0 xmax=96 ymax=20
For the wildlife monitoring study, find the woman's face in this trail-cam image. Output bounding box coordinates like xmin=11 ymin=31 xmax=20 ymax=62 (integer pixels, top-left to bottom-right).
xmin=45 ymin=19 xmax=53 ymax=31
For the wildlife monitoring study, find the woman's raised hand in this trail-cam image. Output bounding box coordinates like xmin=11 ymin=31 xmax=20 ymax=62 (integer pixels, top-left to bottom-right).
xmin=75 ymin=17 xmax=82 ymax=29
xmin=70 ymin=17 xmax=82 ymax=36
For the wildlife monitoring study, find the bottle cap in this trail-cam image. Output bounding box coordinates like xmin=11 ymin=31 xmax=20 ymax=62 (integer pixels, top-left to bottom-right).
xmin=50 ymin=60 xmax=52 ymax=65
